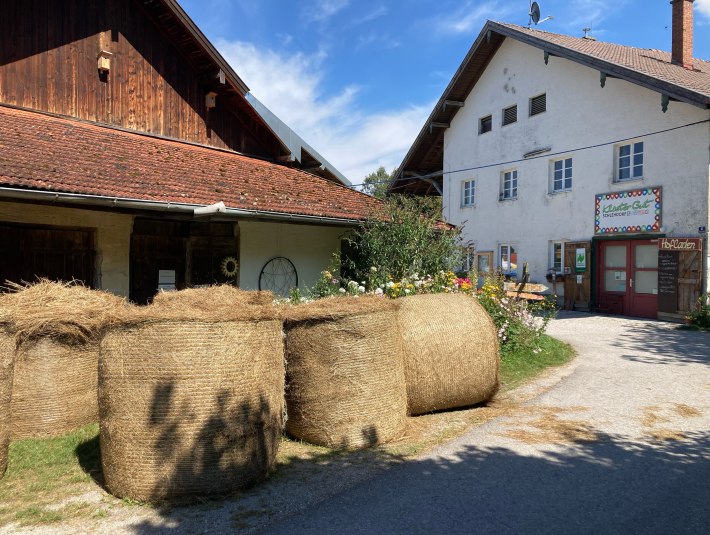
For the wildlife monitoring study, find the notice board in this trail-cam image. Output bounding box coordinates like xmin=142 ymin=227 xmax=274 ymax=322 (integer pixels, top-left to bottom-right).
xmin=658 ymin=251 xmax=679 ymax=313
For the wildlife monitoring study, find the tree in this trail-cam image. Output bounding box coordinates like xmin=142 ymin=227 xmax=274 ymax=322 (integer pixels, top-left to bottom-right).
xmin=361 ymin=166 xmax=391 ymax=199
xmin=342 ymin=195 xmax=463 ymax=283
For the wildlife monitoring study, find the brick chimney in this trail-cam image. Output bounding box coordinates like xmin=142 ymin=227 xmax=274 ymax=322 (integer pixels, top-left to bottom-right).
xmin=671 ymin=0 xmax=694 ymax=70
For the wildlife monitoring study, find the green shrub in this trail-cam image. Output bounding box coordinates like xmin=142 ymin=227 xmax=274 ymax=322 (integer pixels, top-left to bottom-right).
xmin=686 ymin=293 xmax=710 ymax=330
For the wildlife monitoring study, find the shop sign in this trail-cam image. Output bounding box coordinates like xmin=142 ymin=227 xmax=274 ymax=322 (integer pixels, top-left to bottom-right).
xmin=658 ymin=238 xmax=702 ymax=252
xmin=575 ymin=248 xmax=587 ymax=272
xmin=595 ymin=187 xmax=662 ymax=235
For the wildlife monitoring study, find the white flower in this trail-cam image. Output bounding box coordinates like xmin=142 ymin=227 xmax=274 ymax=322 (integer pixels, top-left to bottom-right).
xmin=414 ymin=280 xmax=423 ymax=288
xmin=358 ymin=286 xmax=366 ymax=293
xmin=386 ymin=281 xmax=395 ymax=289
xmin=404 ymin=288 xmax=411 ymax=294
xmin=374 ymin=288 xmax=383 ymax=295
xmin=339 ymin=288 xmax=346 ymax=294
xmin=348 ymin=280 xmax=358 ymax=288
xmin=370 ymin=266 xmax=378 ymax=273
xmin=361 ymin=281 xmax=366 ymax=285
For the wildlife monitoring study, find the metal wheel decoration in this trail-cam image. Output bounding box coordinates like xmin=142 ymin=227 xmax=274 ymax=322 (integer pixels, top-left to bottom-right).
xmin=220 ymin=256 xmax=239 ymax=278
xmin=258 ymin=257 xmax=298 ymax=297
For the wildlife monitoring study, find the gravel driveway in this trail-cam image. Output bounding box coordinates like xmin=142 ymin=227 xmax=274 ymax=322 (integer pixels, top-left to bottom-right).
xmin=256 ymin=312 xmax=710 ymax=535
xmin=10 ymin=312 xmax=710 ymax=534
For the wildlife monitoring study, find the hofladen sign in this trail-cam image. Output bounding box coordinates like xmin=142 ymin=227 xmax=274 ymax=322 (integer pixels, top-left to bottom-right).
xmin=595 ymin=187 xmax=662 ymax=235
xmin=658 ymin=238 xmax=702 ymax=251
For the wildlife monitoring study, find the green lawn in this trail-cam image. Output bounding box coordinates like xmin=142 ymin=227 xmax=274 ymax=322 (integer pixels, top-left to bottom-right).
xmin=500 ymin=334 xmax=575 ymax=390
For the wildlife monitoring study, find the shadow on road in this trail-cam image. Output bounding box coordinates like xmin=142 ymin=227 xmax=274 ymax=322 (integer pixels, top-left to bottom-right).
xmin=256 ymin=430 xmax=710 ymax=535
xmin=613 ymin=324 xmax=710 ymax=367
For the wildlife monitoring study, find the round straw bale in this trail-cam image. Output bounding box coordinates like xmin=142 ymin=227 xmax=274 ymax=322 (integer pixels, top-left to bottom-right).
xmin=283 ymin=296 xmax=407 ymax=449
xmin=11 ymin=339 xmax=99 ymax=439
xmin=3 ymin=281 xmax=127 ymax=439
xmin=0 ymin=326 xmax=13 ymax=478
xmin=151 ymin=285 xmax=274 ymax=311
xmin=397 ymin=294 xmax=499 ymax=415
xmin=99 ymin=311 xmax=285 ymax=503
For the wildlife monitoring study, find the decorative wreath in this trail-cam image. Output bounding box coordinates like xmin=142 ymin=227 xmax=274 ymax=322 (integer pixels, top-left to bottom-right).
xmin=220 ymin=256 xmax=239 ymax=278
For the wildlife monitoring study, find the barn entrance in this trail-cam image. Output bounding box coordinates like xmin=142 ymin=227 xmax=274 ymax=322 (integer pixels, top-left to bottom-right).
xmin=596 ymin=239 xmax=658 ymax=319
xmin=129 ymin=218 xmax=239 ymax=304
xmin=0 ymin=223 xmax=96 ymax=287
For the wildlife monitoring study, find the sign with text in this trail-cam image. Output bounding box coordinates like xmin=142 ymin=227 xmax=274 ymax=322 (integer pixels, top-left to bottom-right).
xmin=595 ymin=187 xmax=662 ymax=235
xmin=658 ymin=238 xmax=702 ymax=252
xmin=575 ymin=248 xmax=587 ymax=272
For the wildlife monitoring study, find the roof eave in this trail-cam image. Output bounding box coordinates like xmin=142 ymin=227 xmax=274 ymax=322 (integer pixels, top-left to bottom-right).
xmin=488 ymin=21 xmax=710 ymax=110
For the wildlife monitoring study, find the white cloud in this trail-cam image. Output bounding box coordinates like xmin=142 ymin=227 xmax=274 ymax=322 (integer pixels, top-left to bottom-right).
xmin=308 ymin=0 xmax=350 ymax=22
xmin=563 ymin=0 xmax=630 ymax=30
xmin=697 ymin=0 xmax=710 ymax=19
xmin=216 ymin=39 xmax=430 ymax=183
xmin=435 ymin=1 xmax=517 ymax=34
xmin=351 ymin=5 xmax=388 ymax=26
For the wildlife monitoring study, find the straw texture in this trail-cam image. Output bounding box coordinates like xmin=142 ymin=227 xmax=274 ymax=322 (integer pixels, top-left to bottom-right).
xmin=99 ymin=318 xmax=285 ymax=503
xmin=0 ymin=327 xmax=13 ymax=479
xmin=151 ymin=285 xmax=274 ymax=311
xmin=284 ymin=298 xmax=407 ymax=449
xmin=11 ymin=339 xmax=99 ymax=439
xmin=0 ymin=281 xmax=126 ymax=439
xmin=397 ymin=294 xmax=500 ymax=415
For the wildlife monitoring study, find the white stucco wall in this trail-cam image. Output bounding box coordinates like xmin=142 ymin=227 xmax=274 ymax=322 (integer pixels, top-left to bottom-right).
xmin=0 ymin=201 xmax=133 ymax=295
xmin=443 ymin=38 xmax=710 ymax=292
xmin=238 ymin=220 xmax=347 ymax=293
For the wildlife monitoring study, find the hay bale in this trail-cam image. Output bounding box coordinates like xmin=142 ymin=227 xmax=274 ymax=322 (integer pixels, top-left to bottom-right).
xmin=151 ymin=285 xmax=274 ymax=311
xmin=1 ymin=281 xmax=127 ymax=439
xmin=283 ymin=297 xmax=407 ymax=449
xmin=397 ymin=294 xmax=499 ymax=416
xmin=99 ymin=296 xmax=284 ymax=503
xmin=0 ymin=325 xmax=13 ymax=479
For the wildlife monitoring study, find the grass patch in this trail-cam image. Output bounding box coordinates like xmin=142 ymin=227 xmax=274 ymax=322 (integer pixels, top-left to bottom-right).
xmin=0 ymin=424 xmax=106 ymax=527
xmin=499 ymin=334 xmax=574 ymax=390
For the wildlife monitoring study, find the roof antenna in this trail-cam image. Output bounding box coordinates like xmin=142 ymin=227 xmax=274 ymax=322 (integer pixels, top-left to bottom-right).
xmin=582 ymin=25 xmax=596 ymax=40
xmin=528 ymin=1 xmax=554 ymax=27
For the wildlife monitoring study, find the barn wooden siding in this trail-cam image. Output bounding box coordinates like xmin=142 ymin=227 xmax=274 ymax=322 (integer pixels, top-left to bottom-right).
xmin=0 ymin=0 xmax=279 ymax=157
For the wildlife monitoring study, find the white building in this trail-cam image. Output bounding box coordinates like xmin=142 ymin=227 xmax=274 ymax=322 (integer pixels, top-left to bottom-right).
xmin=395 ymin=2 xmax=710 ymax=320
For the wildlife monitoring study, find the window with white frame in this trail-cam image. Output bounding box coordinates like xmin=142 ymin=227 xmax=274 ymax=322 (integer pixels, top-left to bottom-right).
xmin=551 ymin=242 xmax=564 ymax=273
xmin=551 ymin=158 xmax=573 ymax=192
xmin=616 ymin=141 xmax=644 ymax=181
xmin=461 ymin=179 xmax=475 ymax=207
xmin=500 ymin=170 xmax=518 ymax=200
xmin=499 ymin=244 xmax=517 ymax=276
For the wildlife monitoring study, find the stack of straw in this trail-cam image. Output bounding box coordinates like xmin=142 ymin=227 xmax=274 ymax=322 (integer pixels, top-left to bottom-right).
xmin=397 ymin=293 xmax=499 ymax=415
xmin=99 ymin=286 xmax=284 ymax=503
xmin=3 ymin=280 xmax=126 ymax=439
xmin=283 ymin=296 xmax=407 ymax=449
xmin=0 ymin=305 xmax=13 ymax=479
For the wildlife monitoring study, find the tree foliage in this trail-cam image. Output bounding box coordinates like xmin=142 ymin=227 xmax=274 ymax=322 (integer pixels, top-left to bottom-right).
xmin=342 ymin=195 xmax=463 ymax=283
xmin=361 ymin=166 xmax=391 ymax=199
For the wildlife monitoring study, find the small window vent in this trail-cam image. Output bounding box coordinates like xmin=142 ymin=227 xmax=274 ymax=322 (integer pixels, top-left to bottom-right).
xmin=502 ymin=105 xmax=517 ymax=126
xmin=530 ymin=93 xmax=546 ymax=116
xmin=479 ymin=115 xmax=492 ymax=134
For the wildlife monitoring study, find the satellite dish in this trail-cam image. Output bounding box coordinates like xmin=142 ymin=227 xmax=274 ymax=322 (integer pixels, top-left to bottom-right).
xmin=530 ymin=2 xmax=541 ymax=25
xmin=528 ymin=1 xmax=553 ymax=26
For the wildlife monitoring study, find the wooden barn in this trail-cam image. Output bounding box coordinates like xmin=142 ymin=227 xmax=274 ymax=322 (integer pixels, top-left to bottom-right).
xmin=0 ymin=0 xmax=378 ymax=302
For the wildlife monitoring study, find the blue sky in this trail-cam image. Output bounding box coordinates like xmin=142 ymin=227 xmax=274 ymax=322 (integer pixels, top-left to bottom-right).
xmin=178 ymin=0 xmax=710 ymax=185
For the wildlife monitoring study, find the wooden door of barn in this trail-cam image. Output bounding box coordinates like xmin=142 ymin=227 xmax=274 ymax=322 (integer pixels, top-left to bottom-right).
xmin=677 ymin=250 xmax=702 ymax=314
xmin=563 ymin=241 xmax=591 ymax=310
xmin=0 ymin=223 xmax=96 ymax=287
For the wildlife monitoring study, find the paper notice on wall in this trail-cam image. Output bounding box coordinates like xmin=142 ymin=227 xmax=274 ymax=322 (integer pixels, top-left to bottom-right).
xmin=158 ymin=270 xmax=176 ymax=291
xmin=576 ymin=275 xmax=583 ymax=285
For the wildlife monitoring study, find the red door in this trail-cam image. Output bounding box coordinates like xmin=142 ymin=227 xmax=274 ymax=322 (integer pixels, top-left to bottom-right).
xmin=598 ymin=240 xmax=658 ymax=318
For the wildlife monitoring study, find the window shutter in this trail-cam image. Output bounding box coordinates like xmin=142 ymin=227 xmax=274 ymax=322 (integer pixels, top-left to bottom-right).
xmin=502 ymin=105 xmax=517 ymax=126
xmin=530 ymin=94 xmax=546 ymax=116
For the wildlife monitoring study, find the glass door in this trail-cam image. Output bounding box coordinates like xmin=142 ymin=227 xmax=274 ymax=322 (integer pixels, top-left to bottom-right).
xmin=629 ymin=242 xmax=658 ymax=318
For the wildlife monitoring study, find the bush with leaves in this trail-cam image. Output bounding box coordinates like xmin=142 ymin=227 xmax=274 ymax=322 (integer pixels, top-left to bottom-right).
xmin=342 ymin=195 xmax=462 ymax=286
xmin=686 ymin=293 xmax=710 ymax=330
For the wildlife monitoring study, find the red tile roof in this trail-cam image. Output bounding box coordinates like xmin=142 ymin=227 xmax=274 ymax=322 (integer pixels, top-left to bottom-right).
xmin=495 ymin=22 xmax=710 ymax=102
xmin=0 ymin=105 xmax=382 ymax=222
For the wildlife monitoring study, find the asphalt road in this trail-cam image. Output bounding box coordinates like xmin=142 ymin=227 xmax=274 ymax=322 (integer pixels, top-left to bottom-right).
xmin=257 ymin=312 xmax=710 ymax=535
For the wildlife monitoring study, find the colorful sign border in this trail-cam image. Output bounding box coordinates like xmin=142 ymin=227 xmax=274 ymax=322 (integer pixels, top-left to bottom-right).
xmin=595 ymin=187 xmax=662 ymax=235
